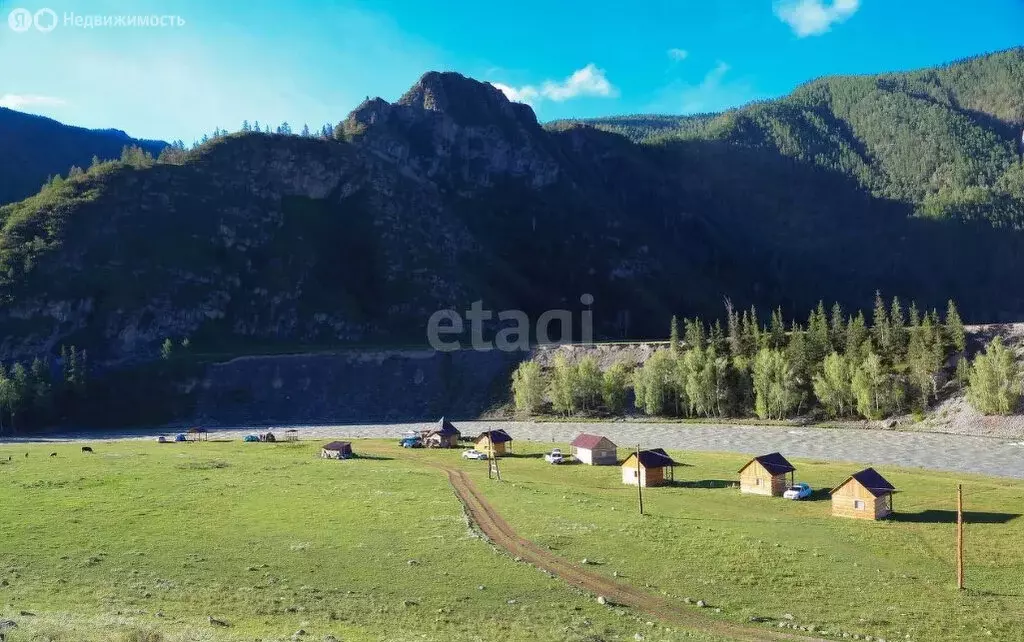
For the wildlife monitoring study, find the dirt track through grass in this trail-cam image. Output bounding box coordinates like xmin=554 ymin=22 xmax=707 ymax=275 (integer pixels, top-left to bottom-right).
xmin=443 ymin=466 xmax=827 ymax=642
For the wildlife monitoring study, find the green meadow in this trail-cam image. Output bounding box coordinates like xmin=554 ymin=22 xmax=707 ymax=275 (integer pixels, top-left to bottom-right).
xmin=1 ymin=438 xmax=1022 ymax=641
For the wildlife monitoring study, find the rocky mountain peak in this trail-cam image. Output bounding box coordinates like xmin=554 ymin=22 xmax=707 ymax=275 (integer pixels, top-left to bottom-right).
xmin=397 ymin=71 xmax=539 ymax=128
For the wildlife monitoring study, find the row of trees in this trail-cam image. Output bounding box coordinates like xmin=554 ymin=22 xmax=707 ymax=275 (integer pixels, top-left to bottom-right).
xmin=510 ymin=294 xmax=1011 ymax=421
xmin=0 ymin=346 xmax=88 ymax=435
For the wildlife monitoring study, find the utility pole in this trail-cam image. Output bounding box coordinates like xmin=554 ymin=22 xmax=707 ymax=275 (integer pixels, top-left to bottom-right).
xmin=488 ymin=436 xmax=501 ymax=481
xmin=636 ymin=443 xmax=643 ymax=515
xmin=956 ymin=484 xmax=964 ymax=590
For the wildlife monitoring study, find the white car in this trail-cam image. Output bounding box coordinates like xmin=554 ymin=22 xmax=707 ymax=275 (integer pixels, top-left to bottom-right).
xmin=544 ymin=448 xmax=565 ymax=464
xmin=462 ymin=449 xmax=488 ymax=460
xmin=783 ymin=482 xmax=813 ymax=500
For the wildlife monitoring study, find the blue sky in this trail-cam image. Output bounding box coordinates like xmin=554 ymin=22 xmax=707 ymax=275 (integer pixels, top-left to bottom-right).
xmin=0 ymin=0 xmax=1021 ymax=143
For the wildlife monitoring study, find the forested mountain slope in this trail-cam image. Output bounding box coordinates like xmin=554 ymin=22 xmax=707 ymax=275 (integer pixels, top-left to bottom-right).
xmin=0 ymin=108 xmax=167 ymax=206
xmin=1 ymin=49 xmax=1024 ymax=365
xmin=555 ymin=47 xmax=1024 ymax=227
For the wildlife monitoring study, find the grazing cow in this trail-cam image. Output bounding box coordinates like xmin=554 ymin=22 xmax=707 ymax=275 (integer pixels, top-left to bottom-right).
xmin=49 ymin=452 xmax=57 ymax=457
xmin=82 ymin=446 xmax=93 ymax=453
xmin=24 ymin=453 xmax=28 ymax=458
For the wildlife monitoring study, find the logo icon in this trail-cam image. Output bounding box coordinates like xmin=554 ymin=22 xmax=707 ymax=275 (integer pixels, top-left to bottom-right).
xmin=33 ymin=7 xmax=56 ymax=31
xmin=7 ymin=7 xmax=32 ymax=31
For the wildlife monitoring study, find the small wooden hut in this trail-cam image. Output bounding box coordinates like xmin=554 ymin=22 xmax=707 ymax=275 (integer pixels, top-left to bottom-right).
xmin=187 ymin=427 xmax=208 ymax=442
xmin=424 ymin=417 xmax=461 ymax=448
xmin=738 ymin=452 xmax=796 ymax=496
xmin=570 ymin=434 xmax=618 ymax=465
xmin=830 ymin=468 xmax=897 ymax=520
xmin=321 ymin=441 xmax=353 ymax=460
xmin=474 ymin=429 xmax=513 ymax=456
xmin=621 ymin=448 xmax=677 ymax=487
xmin=284 ymin=429 xmax=299 ymax=442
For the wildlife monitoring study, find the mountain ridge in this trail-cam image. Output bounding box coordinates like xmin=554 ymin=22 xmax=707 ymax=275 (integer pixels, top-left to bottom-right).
xmin=1 ymin=50 xmax=1023 ymax=365
xmin=0 ymin=107 xmax=167 ymax=206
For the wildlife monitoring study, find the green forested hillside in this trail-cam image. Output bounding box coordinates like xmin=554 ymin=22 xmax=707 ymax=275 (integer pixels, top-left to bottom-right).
xmin=555 ymin=47 xmax=1024 ymax=227
xmin=0 ymin=49 xmax=1023 ymax=381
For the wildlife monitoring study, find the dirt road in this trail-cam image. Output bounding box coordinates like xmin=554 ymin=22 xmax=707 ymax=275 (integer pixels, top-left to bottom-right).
xmin=445 ymin=466 xmax=827 ymax=642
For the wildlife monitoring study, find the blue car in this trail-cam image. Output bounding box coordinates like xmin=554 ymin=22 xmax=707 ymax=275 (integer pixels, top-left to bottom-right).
xmin=399 ymin=437 xmax=422 ymax=448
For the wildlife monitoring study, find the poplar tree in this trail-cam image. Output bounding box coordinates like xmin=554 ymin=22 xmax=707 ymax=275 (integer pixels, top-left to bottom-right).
xmin=669 ymin=315 xmax=680 ymax=356
xmin=511 ymin=361 xmax=545 ymax=415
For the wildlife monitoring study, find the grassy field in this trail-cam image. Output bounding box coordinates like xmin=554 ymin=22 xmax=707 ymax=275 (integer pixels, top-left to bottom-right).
xmin=0 ymin=440 xmax=729 ymax=642
xmin=1 ymin=439 xmax=1022 ymax=641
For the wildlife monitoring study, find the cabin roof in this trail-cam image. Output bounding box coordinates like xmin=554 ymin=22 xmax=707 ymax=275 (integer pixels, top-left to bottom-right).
xmin=739 ymin=452 xmax=795 ymax=476
xmin=429 ymin=417 xmax=461 ymax=436
xmin=831 ymin=467 xmax=896 ymax=497
xmin=624 ymin=448 xmax=677 ymax=468
xmin=323 ymin=441 xmax=352 ymax=451
xmin=571 ymin=433 xmax=616 ymax=450
xmin=476 ymin=429 xmax=512 ymax=444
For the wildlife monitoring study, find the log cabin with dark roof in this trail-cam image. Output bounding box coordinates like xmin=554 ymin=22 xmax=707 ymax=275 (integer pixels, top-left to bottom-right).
xmin=424 ymin=417 xmax=461 ymax=448
xmin=621 ymin=448 xmax=677 ymax=487
xmin=738 ymin=452 xmax=796 ymax=496
xmin=830 ymin=467 xmax=897 ymax=520
xmin=474 ymin=429 xmax=513 ymax=456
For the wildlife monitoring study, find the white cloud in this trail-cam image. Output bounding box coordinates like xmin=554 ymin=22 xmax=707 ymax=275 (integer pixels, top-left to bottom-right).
xmin=680 ymin=61 xmax=733 ymax=113
xmin=667 ymin=48 xmax=689 ymax=62
xmin=774 ymin=0 xmax=861 ymax=37
xmin=0 ymin=94 xmax=66 ymax=110
xmin=489 ymin=64 xmax=618 ymax=106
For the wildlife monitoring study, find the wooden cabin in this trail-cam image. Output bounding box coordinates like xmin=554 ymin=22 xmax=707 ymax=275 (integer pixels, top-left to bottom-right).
xmin=738 ymin=452 xmax=795 ymax=496
xmin=621 ymin=448 xmax=677 ymax=487
xmin=474 ymin=429 xmax=512 ymax=456
xmin=570 ymin=433 xmax=618 ymax=465
xmin=321 ymin=441 xmax=353 ymax=460
xmin=424 ymin=417 xmax=461 ymax=448
xmin=830 ymin=468 xmax=896 ymax=520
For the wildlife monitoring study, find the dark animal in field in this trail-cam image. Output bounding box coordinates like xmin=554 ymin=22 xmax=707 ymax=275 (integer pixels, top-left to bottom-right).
xmin=208 ymin=616 xmax=230 ymax=627
xmin=82 ymin=446 xmax=93 ymax=453
xmin=50 ymin=452 xmax=57 ymax=457
xmin=24 ymin=453 xmax=28 ymax=458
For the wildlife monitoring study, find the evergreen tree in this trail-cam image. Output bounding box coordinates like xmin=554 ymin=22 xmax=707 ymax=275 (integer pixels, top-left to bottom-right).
xmin=9 ymin=363 xmax=29 ymax=430
xmin=301 ymin=124 xmax=311 ymax=137
xmin=890 ymin=296 xmax=908 ymax=360
xmin=241 ymin=120 xmax=251 ymax=132
xmin=709 ymin=320 xmax=727 ymax=354
xmin=846 ymin=312 xmax=869 ymax=360
xmin=769 ymin=307 xmax=786 ymax=350
xmin=683 ymin=318 xmax=705 ymax=352
xmin=871 ymin=290 xmax=890 ymax=355
xmin=807 ymin=301 xmax=830 ymax=366
xmin=725 ymin=298 xmax=741 ymax=358
xmin=945 ymin=299 xmax=967 ymax=354
xmin=829 ymin=302 xmax=846 ymax=351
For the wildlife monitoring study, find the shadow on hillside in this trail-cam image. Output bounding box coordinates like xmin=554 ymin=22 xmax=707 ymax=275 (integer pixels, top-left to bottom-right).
xmin=805 ymin=488 xmax=832 ymax=502
xmin=893 ymin=510 xmax=1020 ymax=524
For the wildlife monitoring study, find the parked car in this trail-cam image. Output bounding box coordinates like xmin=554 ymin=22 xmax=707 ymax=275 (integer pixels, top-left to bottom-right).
xmin=399 ymin=437 xmax=422 ymax=448
xmin=461 ymin=449 xmax=488 ymax=460
xmin=544 ymin=448 xmax=565 ymax=464
xmin=783 ymin=482 xmax=813 ymax=500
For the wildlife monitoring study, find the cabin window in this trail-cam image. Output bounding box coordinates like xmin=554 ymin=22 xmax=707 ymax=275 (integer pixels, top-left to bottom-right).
xmin=854 ymin=500 xmax=865 ymax=509
xmin=755 ymin=478 xmax=762 ymax=486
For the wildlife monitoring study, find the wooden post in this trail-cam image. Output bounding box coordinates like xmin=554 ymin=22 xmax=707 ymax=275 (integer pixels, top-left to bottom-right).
xmin=956 ymin=484 xmax=964 ymax=590
xmin=636 ymin=443 xmax=644 ymax=515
